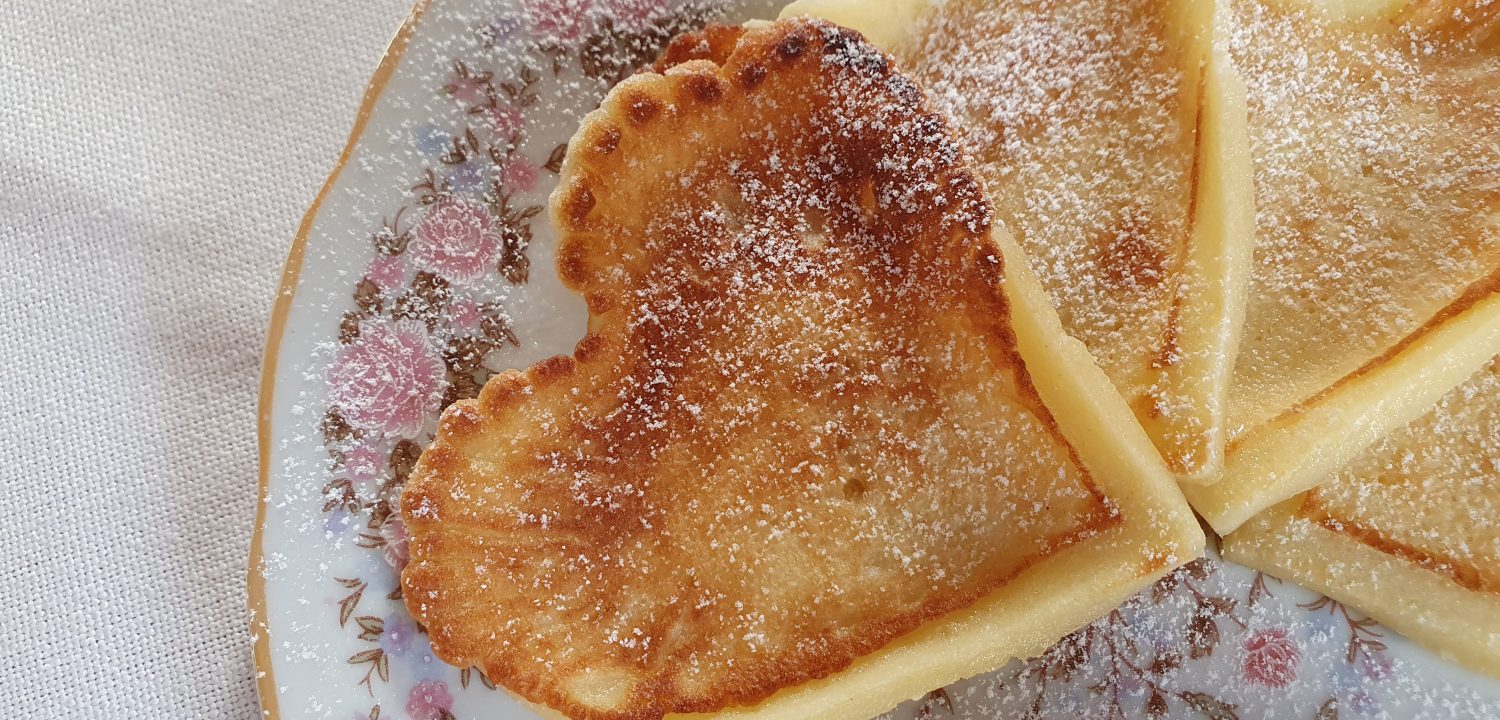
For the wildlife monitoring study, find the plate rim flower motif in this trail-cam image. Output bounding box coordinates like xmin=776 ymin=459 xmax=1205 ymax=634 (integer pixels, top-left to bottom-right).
xmin=248 ymin=2 xmax=433 ymax=717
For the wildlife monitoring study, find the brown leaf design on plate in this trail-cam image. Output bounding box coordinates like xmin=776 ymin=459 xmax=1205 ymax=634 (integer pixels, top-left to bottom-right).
xmin=1023 ymin=692 xmax=1044 ymax=720
xmin=367 ymin=500 xmax=392 ymax=530
xmin=1247 ymin=571 xmax=1276 ymax=607
xmin=349 ymin=648 xmax=390 ymax=686
xmin=1186 ymin=614 xmax=1219 ymax=659
xmin=373 ymin=211 xmax=411 ymax=255
xmin=392 ymin=272 xmax=451 ymax=328
xmin=336 ymin=579 xmax=367 ymax=627
xmin=320 ymin=408 xmax=359 ymax=447
xmin=322 ymin=478 xmax=358 ymax=515
xmin=354 ymin=278 xmax=383 ymax=314
xmin=412 ymin=168 xmax=448 ymax=205
xmin=578 ymin=3 xmax=717 ymax=84
xmin=1184 ymin=558 xmax=1212 ymax=580
xmin=481 ymin=304 xmax=519 ymax=346
xmin=1177 ymin=691 xmax=1239 ymax=720
xmin=915 ymin=688 xmax=953 ymax=719
xmin=1146 ymin=689 xmax=1169 ymax=719
xmin=443 ymin=369 xmax=483 ymax=408
xmin=544 ymin=142 xmax=567 ymax=173
xmin=338 ymin=310 xmax=364 ymax=344
xmin=355 ymin=615 xmax=385 ymax=642
xmin=1149 ymin=649 xmax=1182 ymax=675
xmin=354 ymin=532 xmax=386 ymax=549
xmin=1046 ymin=631 xmax=1089 ymax=681
xmin=1202 ymin=596 xmax=1238 ymax=617
xmin=389 ymin=440 xmax=422 ymax=485
xmin=498 ymin=220 xmax=532 ymax=284
xmin=445 ymin=336 xmax=494 ymax=373
xmin=579 ymin=19 xmax=639 ymax=84
xmin=1151 ymin=571 xmax=1179 ymax=603
xmin=413 ymin=270 xmax=450 ymax=302
xmin=1317 ymin=698 xmax=1340 ymax=720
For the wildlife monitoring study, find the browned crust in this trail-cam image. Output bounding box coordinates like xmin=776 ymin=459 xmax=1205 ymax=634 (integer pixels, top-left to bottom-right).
xmin=1297 ymin=489 xmax=1498 ymax=595
xmin=1229 ymin=266 xmax=1500 ymax=453
xmin=406 ymin=465 xmax=1117 ymax=720
xmin=406 ymin=348 xmax=1122 ymax=720
xmin=403 ymin=18 xmax=1120 ymax=720
xmin=406 ymin=480 xmax=1117 ymax=720
xmin=654 ymin=24 xmax=749 ymax=70
xmin=646 ymin=22 xmax=1114 ymax=517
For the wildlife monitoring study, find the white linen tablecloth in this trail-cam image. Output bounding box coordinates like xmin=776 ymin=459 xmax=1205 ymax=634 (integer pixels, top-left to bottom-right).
xmin=0 ymin=1 xmax=412 ymax=714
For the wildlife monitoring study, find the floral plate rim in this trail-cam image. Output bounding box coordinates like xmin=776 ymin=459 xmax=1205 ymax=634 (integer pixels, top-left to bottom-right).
xmin=248 ymin=2 xmax=432 ymax=717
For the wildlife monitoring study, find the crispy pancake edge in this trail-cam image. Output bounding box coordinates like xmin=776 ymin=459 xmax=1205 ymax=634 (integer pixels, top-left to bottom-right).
xmin=406 ymin=18 xmax=1102 ymax=718
xmin=403 ymin=17 xmax=1205 ymax=720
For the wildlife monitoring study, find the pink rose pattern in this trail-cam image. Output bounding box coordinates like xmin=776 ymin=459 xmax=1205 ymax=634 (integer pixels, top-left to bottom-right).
xmin=328 ymin=320 xmax=445 ymax=438
xmin=502 ymin=158 xmax=540 ymax=193
xmin=527 ymin=0 xmax=590 ymax=41
xmin=1243 ymin=628 xmax=1301 ymax=688
xmin=406 ymin=680 xmax=454 ymax=720
xmin=365 ymin=253 xmax=407 ymax=292
xmin=306 ymin=2 xmax=1430 ymax=717
xmin=343 ymin=444 xmax=383 ymax=484
xmin=410 ymin=199 xmax=502 ymax=285
xmin=446 ymin=299 xmax=482 ymax=332
xmin=486 ymin=102 xmax=525 ymax=139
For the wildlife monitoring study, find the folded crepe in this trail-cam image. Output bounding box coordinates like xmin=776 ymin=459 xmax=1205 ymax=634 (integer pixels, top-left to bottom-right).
xmin=781 ymin=0 xmax=1256 ymax=481
xmin=1184 ymin=0 xmax=1500 ymax=532
xmin=1225 ymin=352 xmax=1500 ymax=678
xmin=401 ymin=18 xmax=1200 ymax=720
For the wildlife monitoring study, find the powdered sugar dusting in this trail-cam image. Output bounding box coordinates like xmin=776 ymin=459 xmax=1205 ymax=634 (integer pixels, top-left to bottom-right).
xmin=401 ymin=22 xmax=1139 ymax=716
xmin=1227 ymin=0 xmax=1500 ymax=434
xmin=257 ymin=0 xmax=1500 ymax=714
xmin=903 ymin=0 xmax=1200 ymax=460
xmin=1308 ymin=355 xmax=1500 ymax=590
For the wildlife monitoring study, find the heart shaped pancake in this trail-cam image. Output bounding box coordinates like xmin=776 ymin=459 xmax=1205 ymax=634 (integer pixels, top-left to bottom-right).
xmin=402 ymin=18 xmax=1200 ymax=720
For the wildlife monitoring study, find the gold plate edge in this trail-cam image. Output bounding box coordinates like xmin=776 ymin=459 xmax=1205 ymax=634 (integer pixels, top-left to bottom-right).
xmin=248 ymin=2 xmax=433 ymax=717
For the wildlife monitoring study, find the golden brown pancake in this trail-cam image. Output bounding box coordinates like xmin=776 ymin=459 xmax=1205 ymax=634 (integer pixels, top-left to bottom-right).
xmin=1225 ymin=352 xmax=1500 ymax=678
xmin=401 ymin=18 xmax=1200 ymax=720
xmin=782 ymin=0 xmax=1256 ymax=480
xmin=1184 ymin=0 xmax=1500 ymax=532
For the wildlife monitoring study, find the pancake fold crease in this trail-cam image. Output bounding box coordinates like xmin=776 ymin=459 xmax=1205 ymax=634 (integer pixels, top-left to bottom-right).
xmin=784 ymin=0 xmax=1258 ymax=483
xmin=1184 ymin=0 xmax=1500 ymax=532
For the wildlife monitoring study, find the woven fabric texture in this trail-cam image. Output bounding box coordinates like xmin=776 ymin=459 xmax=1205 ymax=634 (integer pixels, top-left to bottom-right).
xmin=0 ymin=0 xmax=412 ymax=715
